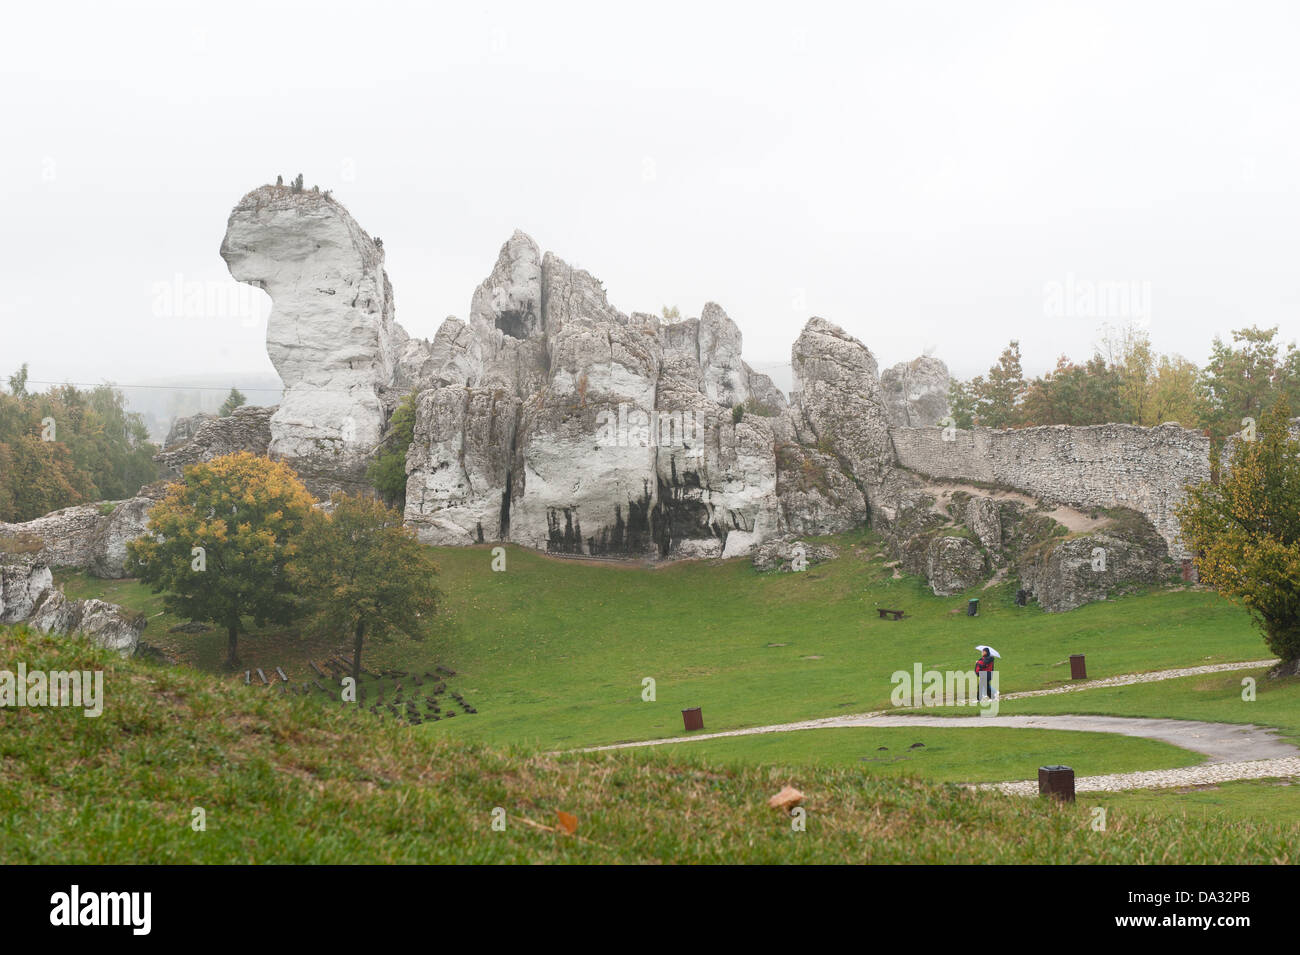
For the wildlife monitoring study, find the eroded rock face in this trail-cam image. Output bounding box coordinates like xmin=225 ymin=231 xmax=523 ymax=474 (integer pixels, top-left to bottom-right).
xmin=0 ymin=487 xmax=161 ymax=579
xmin=164 ymin=412 xmax=217 ymax=449
xmin=773 ymin=440 xmax=868 ymax=537
xmin=26 ymin=589 xmax=143 ymax=657
xmin=925 ymin=536 xmax=986 ymax=596
xmin=221 ymin=187 xmax=409 ymax=492
xmin=965 ymin=497 xmax=1002 ymax=553
xmin=155 ymin=405 xmax=275 ymax=479
xmin=0 ymin=563 xmax=54 ymax=623
xmin=880 ymin=356 xmax=951 ymax=428
xmin=404 ymin=387 xmax=520 ymax=546
xmin=1019 ymin=534 xmax=1174 ymax=612
xmin=751 ymin=539 xmax=838 ymax=573
xmin=790 ymin=318 xmax=895 ymax=507
xmin=404 ymin=241 xmax=805 ymax=559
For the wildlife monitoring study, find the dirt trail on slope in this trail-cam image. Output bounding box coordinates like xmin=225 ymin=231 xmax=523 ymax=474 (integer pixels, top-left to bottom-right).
xmin=910 ymin=476 xmax=1108 ymax=533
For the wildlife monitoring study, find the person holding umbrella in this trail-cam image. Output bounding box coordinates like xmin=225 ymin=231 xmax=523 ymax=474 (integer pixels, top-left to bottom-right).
xmin=975 ymin=645 xmax=1000 ymax=701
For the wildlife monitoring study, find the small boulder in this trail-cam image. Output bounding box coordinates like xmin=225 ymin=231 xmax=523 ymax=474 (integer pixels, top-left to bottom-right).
xmin=767 ymin=786 xmax=805 ymax=811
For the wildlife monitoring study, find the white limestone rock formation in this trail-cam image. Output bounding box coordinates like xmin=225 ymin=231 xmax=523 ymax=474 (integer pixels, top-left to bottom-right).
xmin=25 ymin=589 xmax=144 ymax=657
xmin=0 ymin=563 xmax=54 ymax=623
xmin=773 ymin=440 xmax=869 ymax=536
xmin=220 ymin=186 xmax=410 ymax=494
xmin=790 ymin=318 xmax=896 ymax=507
xmin=509 ymin=255 xmax=662 ymax=555
xmin=651 ymin=385 xmax=781 ymax=560
xmin=881 ymin=355 xmax=952 ymax=428
xmin=925 ymin=536 xmax=987 ymax=596
xmin=0 ymin=486 xmax=162 ymax=579
xmin=402 ymin=237 xmax=797 ymax=558
xmin=404 ymin=386 xmax=521 ymax=546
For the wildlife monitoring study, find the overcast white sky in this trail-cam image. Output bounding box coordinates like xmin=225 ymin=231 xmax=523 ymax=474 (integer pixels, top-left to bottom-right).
xmin=2 ymin=0 xmax=1298 ymax=398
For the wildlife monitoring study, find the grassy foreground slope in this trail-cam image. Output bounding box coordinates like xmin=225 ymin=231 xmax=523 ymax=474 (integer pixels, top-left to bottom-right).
xmin=1 ymin=625 xmax=1296 ymax=864
xmin=59 ymin=532 xmax=1265 ymax=752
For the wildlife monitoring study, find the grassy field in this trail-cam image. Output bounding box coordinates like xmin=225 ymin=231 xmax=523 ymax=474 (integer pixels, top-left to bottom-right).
xmin=654 ymin=726 xmax=1204 ymax=782
xmin=50 ymin=529 xmax=1300 ymax=831
xmin=2 ymin=624 xmax=1296 ymax=864
xmin=58 ymin=532 xmax=1268 ymax=757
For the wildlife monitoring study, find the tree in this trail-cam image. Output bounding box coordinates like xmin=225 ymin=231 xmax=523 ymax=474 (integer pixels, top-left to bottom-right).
xmin=219 ymin=387 xmax=246 ymax=417
xmin=290 ymin=493 xmax=441 ymax=692
xmin=1197 ymin=326 xmax=1297 ymax=443
xmin=947 ymin=378 xmax=978 ymax=430
xmin=366 ymin=392 xmax=417 ymax=506
xmin=1177 ymin=398 xmax=1300 ymax=674
xmin=1147 ymin=354 xmax=1200 ymax=427
xmin=126 ymin=452 xmax=315 ymax=668
xmin=0 ymin=376 xmax=156 ymax=521
xmin=1099 ymin=321 xmax=1155 ymax=425
xmin=661 ymin=305 xmax=681 ymax=321
xmin=7 ymin=363 xmax=29 ymax=398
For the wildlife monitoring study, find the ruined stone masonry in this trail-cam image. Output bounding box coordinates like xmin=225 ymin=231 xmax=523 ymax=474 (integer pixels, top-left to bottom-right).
xmin=890 ymin=423 xmax=1210 ymax=561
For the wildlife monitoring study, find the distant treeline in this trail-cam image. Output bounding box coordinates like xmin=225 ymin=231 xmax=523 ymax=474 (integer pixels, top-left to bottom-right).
xmin=0 ymin=365 xmax=159 ymax=523
xmin=950 ymin=324 xmax=1300 ymax=442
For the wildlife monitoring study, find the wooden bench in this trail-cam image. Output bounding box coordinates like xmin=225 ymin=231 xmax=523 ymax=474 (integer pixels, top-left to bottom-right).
xmin=877 ymin=608 xmax=905 ymax=621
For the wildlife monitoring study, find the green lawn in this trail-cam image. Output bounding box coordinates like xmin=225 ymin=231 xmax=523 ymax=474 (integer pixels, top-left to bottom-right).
xmin=1088 ymin=778 xmax=1300 ymax=826
xmin=53 ymin=531 xmax=1293 ymax=798
xmin=3 ymin=624 xmax=1296 ymax=864
xmin=654 ymin=725 xmax=1204 ymax=782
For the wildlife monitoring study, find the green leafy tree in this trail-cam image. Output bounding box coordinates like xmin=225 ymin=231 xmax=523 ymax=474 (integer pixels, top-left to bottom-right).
xmin=290 ymin=493 xmax=442 ymax=690
xmin=1197 ymin=326 xmax=1297 ymax=443
xmin=7 ymin=363 xmax=29 ymax=398
xmin=1177 ymin=398 xmax=1300 ymax=673
xmin=947 ymin=378 xmax=977 ymax=430
xmin=366 ymin=393 xmax=417 ymax=506
xmin=219 ymin=387 xmax=247 ymax=417
xmin=0 ymin=372 xmax=157 ymax=521
xmin=1147 ymin=354 xmax=1200 ymax=427
xmin=979 ymin=341 xmax=1026 ymax=427
xmin=126 ymin=452 xmax=315 ymax=668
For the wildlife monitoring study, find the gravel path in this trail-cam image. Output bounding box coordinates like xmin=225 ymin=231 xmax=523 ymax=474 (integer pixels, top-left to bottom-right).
xmin=1001 ymin=659 xmax=1277 ymax=700
xmin=580 ymin=713 xmax=1296 ymax=762
xmin=575 ymin=659 xmax=1300 ymax=792
xmin=979 ymin=757 xmax=1300 ymax=795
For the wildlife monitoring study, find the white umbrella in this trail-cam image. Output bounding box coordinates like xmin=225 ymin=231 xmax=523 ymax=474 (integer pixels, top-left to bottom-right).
xmin=975 ymin=645 xmax=1002 ymax=658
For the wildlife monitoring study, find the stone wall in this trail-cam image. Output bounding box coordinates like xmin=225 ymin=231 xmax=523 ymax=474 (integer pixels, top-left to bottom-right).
xmin=889 ymin=423 xmax=1210 ymax=560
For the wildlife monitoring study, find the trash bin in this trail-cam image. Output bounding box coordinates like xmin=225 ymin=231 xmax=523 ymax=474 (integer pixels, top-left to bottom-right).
xmin=1038 ymin=765 xmax=1075 ymax=802
xmin=967 ymin=598 xmax=979 ymax=617
xmin=682 ymin=707 xmax=704 ymax=731
xmin=1069 ymin=654 xmax=1087 ymax=680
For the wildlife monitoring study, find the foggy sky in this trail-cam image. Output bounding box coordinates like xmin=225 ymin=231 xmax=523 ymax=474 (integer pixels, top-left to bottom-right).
xmin=3 ymin=0 xmax=1298 ymax=399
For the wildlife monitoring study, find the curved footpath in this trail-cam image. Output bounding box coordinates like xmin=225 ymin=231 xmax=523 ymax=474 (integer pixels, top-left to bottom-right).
xmin=575 ymin=659 xmax=1300 ymax=793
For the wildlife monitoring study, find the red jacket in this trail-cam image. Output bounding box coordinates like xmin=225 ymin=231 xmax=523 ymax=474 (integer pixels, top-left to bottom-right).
xmin=975 ymin=655 xmax=995 ymax=673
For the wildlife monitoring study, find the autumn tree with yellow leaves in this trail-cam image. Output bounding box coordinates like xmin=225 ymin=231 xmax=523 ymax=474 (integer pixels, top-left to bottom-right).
xmin=1177 ymin=398 xmax=1300 ymax=674
xmin=126 ymin=452 xmax=316 ymax=668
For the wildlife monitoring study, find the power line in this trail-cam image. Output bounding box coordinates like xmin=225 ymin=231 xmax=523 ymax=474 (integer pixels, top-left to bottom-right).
xmin=23 ymin=379 xmax=283 ymax=393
